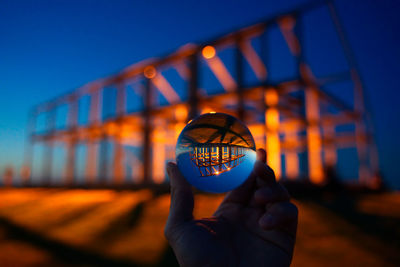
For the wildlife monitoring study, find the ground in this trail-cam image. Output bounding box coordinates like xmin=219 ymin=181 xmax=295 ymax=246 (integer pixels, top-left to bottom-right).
xmin=0 ymin=188 xmax=398 ymax=266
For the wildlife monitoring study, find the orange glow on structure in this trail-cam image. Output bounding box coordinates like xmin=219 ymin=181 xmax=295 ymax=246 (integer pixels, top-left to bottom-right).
xmin=201 ymin=107 xmax=215 ymax=114
xmin=265 ymin=88 xmax=281 ymax=179
xmin=152 ymin=128 xmax=166 ymax=184
xmin=202 ymin=45 xmax=216 ymax=59
xmin=306 ymin=88 xmax=323 ymax=183
xmin=248 ymin=123 xmax=265 ymax=149
xmin=175 ymin=105 xmax=188 ymax=122
xmin=106 ymin=122 xmax=119 ymax=136
xmin=175 ymin=122 xmax=185 ymax=140
xmin=144 ymin=66 xmax=156 ymax=79
xmin=284 ymin=123 xmax=299 ymax=179
xmin=175 ymin=104 xmax=188 ymax=146
xmin=265 ymin=89 xmax=279 ymax=106
xmin=113 ymin=141 xmax=125 ymax=183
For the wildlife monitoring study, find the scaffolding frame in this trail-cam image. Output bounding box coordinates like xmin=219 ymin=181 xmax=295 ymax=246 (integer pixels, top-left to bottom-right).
xmin=24 ymin=0 xmax=378 ymax=186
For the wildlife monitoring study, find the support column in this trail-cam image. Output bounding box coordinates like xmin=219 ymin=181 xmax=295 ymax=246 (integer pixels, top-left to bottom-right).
xmin=323 ymin=123 xmax=337 ymax=167
xmin=175 ymin=105 xmax=188 ymax=140
xmin=42 ymin=109 xmax=56 ymax=185
xmin=86 ymin=88 xmax=101 ymax=184
xmin=152 ymin=127 xmax=166 ymax=183
xmin=236 ymin=36 xmax=245 ymax=121
xmin=113 ymin=84 xmax=126 ymax=184
xmin=284 ymin=122 xmax=299 ymax=179
xmin=113 ymin=139 xmax=125 ymax=184
xmin=64 ymin=141 xmax=76 ymax=185
xmin=116 ymin=84 xmax=126 ymax=116
xmin=327 ymin=1 xmax=372 ymax=184
xmin=265 ymin=88 xmax=281 ymax=179
xmin=355 ymin=122 xmax=370 ymax=184
xmin=85 ymin=142 xmax=98 ymax=183
xmin=23 ymin=110 xmax=36 ymax=185
xmin=188 ymin=54 xmax=198 ymax=120
xmin=218 ymin=145 xmax=222 ymax=172
xmin=99 ymin=138 xmax=109 ymax=183
xmin=208 ymin=147 xmax=212 ymax=174
xmin=143 ymin=77 xmax=153 ymax=183
xmin=65 ymin=97 xmax=78 ymax=185
xmin=305 ymin=87 xmax=323 ymax=184
xmin=228 ymin=146 xmax=232 ymax=168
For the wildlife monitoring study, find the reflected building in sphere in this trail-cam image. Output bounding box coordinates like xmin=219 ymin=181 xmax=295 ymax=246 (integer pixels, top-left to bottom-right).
xmin=189 ymin=144 xmax=245 ymax=177
xmin=176 ymin=113 xmax=256 ymax=193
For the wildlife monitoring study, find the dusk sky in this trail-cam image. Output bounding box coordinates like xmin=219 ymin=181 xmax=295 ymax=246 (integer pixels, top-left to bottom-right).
xmin=1 ymin=0 xmax=399 ymax=188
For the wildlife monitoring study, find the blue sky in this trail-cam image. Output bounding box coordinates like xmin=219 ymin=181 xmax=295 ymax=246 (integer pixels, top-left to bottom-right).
xmin=0 ymin=0 xmax=399 ymax=188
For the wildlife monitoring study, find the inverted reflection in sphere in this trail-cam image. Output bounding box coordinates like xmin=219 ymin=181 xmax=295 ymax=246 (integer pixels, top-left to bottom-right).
xmin=175 ymin=113 xmax=256 ymax=193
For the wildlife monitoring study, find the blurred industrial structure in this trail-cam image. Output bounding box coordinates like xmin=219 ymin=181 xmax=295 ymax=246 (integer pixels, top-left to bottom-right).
xmin=24 ymin=1 xmax=378 ymax=187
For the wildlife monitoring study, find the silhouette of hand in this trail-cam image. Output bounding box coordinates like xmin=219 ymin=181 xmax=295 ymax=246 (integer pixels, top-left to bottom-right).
xmin=164 ymin=149 xmax=298 ymax=267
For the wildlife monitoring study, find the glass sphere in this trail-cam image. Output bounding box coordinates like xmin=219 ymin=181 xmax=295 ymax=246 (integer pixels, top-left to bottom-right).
xmin=175 ymin=112 xmax=256 ymax=193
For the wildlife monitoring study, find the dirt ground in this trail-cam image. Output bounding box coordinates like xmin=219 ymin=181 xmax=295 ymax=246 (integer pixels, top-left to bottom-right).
xmin=0 ymin=188 xmax=398 ymax=266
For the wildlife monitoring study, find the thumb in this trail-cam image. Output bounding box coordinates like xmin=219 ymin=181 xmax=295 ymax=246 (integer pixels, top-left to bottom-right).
xmin=165 ymin=162 xmax=194 ymax=228
xmin=218 ymin=148 xmax=267 ymax=205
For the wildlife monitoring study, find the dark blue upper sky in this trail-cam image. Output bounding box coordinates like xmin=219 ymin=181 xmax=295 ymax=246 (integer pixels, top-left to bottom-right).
xmin=0 ymin=0 xmax=399 ymax=188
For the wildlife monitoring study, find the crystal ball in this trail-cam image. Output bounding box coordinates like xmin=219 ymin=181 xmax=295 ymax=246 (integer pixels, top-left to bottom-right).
xmin=175 ymin=112 xmax=257 ymax=193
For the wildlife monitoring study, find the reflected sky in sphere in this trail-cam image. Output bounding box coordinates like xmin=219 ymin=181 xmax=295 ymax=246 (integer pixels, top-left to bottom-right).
xmin=176 ymin=113 xmax=256 ymax=193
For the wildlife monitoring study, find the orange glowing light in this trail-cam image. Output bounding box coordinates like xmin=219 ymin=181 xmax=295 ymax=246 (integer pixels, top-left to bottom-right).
xmin=265 ymin=88 xmax=281 ymax=179
xmin=144 ymin=66 xmax=156 ymax=79
xmin=209 ymin=111 xmax=216 ymax=114
xmin=265 ymin=89 xmax=279 ymax=106
xmin=175 ymin=105 xmax=188 ymax=121
xmin=202 ymin=45 xmax=216 ymax=59
xmin=201 ymin=107 xmax=215 ymax=114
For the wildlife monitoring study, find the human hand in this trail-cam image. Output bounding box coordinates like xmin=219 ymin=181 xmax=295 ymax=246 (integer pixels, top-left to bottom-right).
xmin=164 ymin=149 xmax=298 ymax=267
